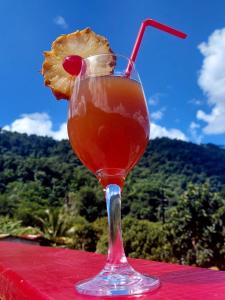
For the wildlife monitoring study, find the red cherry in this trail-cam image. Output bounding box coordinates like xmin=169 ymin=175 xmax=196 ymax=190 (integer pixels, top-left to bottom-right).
xmin=62 ymin=55 xmax=83 ymax=76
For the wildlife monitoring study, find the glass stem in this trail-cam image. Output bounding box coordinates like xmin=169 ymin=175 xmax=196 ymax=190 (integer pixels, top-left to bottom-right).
xmin=105 ymin=184 xmax=127 ymax=265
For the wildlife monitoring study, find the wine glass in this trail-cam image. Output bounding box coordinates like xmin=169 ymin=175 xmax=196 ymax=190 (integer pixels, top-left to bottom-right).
xmin=67 ymin=54 xmax=160 ymax=296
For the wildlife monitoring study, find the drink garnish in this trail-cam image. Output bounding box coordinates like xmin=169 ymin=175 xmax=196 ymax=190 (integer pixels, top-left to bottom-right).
xmin=42 ymin=28 xmax=115 ymax=100
xmin=62 ymin=55 xmax=83 ymax=76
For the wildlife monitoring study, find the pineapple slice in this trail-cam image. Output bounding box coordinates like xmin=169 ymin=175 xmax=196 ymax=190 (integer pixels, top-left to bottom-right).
xmin=42 ymin=28 xmax=115 ymax=100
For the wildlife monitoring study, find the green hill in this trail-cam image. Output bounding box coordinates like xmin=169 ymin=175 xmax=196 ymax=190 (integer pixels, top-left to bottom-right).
xmin=138 ymin=137 xmax=225 ymax=191
xmin=1 ymin=129 xmax=225 ymax=269
xmin=1 ymin=129 xmax=225 ymax=194
xmin=1 ymin=128 xmax=225 ymax=219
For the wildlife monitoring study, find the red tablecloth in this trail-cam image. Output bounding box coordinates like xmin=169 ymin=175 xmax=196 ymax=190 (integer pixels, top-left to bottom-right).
xmin=0 ymin=242 xmax=225 ymax=300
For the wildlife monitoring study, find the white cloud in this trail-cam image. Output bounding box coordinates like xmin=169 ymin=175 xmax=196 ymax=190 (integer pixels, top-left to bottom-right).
xmin=3 ymin=113 xmax=187 ymax=142
xmin=148 ymin=93 xmax=164 ymax=106
xmin=3 ymin=113 xmax=68 ymax=140
xmin=151 ymin=110 xmax=163 ymax=121
xmin=150 ymin=122 xmax=188 ymax=141
xmin=197 ymin=27 xmax=225 ymax=134
xmin=53 ymin=16 xmax=68 ymax=29
xmin=190 ymin=121 xmax=200 ymax=130
xmin=189 ymin=98 xmax=203 ymax=106
xmin=151 ymin=107 xmax=166 ymax=121
xmin=189 ymin=121 xmax=203 ymax=144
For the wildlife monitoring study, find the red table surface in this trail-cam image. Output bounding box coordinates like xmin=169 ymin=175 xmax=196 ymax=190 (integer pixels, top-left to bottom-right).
xmin=0 ymin=242 xmax=225 ymax=300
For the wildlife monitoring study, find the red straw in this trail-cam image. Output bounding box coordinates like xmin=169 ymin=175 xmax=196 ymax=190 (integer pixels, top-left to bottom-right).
xmin=125 ymin=19 xmax=187 ymax=77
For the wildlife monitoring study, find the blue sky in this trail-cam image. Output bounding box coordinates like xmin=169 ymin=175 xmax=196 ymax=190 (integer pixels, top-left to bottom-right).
xmin=1 ymin=0 xmax=225 ymax=145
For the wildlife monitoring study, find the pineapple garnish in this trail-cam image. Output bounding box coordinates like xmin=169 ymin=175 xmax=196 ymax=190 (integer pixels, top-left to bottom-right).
xmin=42 ymin=28 xmax=115 ymax=100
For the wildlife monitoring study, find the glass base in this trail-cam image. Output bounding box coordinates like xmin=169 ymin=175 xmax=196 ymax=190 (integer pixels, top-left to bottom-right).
xmin=76 ymin=262 xmax=160 ymax=296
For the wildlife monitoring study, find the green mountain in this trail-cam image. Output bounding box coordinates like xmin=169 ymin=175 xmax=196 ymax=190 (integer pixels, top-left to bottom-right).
xmin=1 ymin=130 xmax=225 ymax=269
xmin=1 ymin=129 xmax=225 ymax=194
xmin=138 ymin=137 xmax=225 ymax=192
xmin=1 ymin=128 xmax=225 ymax=219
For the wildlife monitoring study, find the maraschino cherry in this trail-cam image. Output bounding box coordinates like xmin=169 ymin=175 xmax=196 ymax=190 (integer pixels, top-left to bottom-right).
xmin=62 ymin=55 xmax=83 ymax=76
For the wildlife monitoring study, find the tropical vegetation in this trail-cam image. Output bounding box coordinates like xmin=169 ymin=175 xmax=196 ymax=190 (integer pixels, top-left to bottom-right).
xmin=0 ymin=129 xmax=225 ymax=269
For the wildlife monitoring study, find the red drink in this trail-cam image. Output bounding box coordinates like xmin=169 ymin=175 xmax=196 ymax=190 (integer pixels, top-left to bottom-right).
xmin=68 ymin=75 xmax=149 ymax=187
xmin=42 ymin=19 xmax=186 ymax=294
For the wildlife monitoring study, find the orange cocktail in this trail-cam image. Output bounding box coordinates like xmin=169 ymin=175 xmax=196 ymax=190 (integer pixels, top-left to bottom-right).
xmin=68 ymin=75 xmax=149 ymax=187
xmin=42 ymin=19 xmax=186 ymax=296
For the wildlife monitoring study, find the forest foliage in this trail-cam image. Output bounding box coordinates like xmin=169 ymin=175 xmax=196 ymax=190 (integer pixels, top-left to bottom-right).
xmin=0 ymin=129 xmax=225 ymax=269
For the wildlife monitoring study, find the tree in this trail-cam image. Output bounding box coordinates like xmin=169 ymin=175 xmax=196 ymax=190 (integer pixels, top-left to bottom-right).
xmin=94 ymin=216 xmax=173 ymax=262
xmin=211 ymin=200 xmax=225 ymax=270
xmin=68 ymin=186 xmax=105 ymax=222
xmin=37 ymin=207 xmax=75 ymax=241
xmin=69 ymin=219 xmax=98 ymax=251
xmin=122 ymin=216 xmax=172 ymax=261
xmin=37 ymin=207 xmax=98 ymax=251
xmin=122 ymin=180 xmax=168 ymax=222
xmin=93 ymin=217 xmax=108 ymax=254
xmin=0 ymin=216 xmax=40 ymax=236
xmin=166 ymin=184 xmax=223 ymax=267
